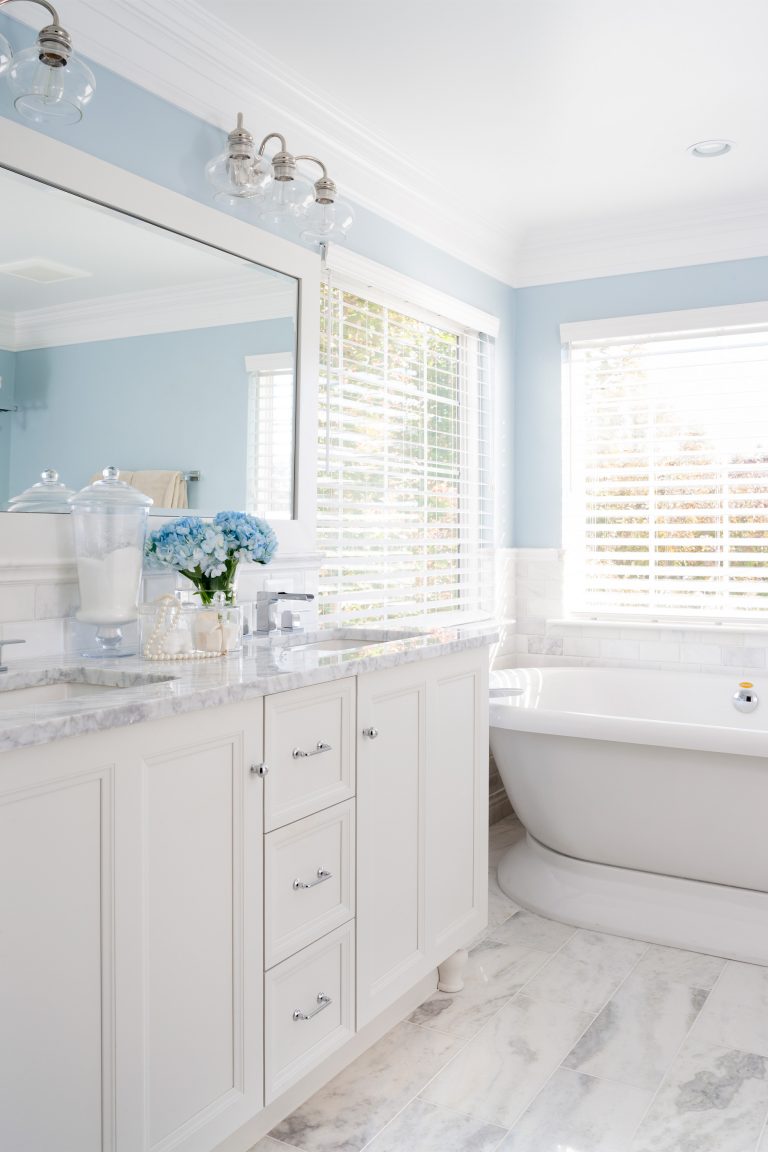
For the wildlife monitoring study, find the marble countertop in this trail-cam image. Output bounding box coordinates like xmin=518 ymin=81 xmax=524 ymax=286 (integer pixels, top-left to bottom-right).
xmin=0 ymin=624 xmax=497 ymax=752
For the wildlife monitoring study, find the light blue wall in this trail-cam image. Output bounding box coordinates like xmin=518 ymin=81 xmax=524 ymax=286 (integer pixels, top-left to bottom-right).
xmin=0 ymin=348 xmax=16 ymax=504
xmin=515 ymin=257 xmax=768 ymax=547
xmin=8 ymin=318 xmax=293 ymax=508
xmin=0 ymin=12 xmax=516 ymax=542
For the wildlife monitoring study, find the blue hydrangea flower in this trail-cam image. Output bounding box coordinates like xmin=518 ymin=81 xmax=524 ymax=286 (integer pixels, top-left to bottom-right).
xmin=145 ymin=511 xmax=277 ymax=603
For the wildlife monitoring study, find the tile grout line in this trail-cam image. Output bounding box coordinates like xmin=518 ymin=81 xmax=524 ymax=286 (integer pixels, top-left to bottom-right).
xmin=622 ymin=958 xmax=731 ymax=1146
xmin=497 ymin=937 xmax=655 ymax=1136
xmin=357 ymin=913 xmax=578 ymax=1145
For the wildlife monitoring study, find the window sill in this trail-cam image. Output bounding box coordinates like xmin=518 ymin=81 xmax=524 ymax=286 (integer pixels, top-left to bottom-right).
xmin=552 ymin=618 xmax=768 ymax=636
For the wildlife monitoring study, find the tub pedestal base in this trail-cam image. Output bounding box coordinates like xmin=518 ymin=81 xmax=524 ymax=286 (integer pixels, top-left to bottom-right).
xmin=499 ymin=833 xmax=768 ymax=967
xmin=437 ymin=948 xmax=468 ymax=992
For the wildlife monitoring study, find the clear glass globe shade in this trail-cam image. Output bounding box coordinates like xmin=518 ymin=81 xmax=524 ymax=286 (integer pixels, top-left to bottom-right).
xmin=0 ymin=32 xmax=12 ymax=77
xmin=258 ymin=173 xmax=314 ymax=225
xmin=205 ymin=150 xmax=272 ymax=200
xmin=300 ymin=197 xmax=354 ymax=243
xmin=8 ymin=47 xmax=95 ymax=124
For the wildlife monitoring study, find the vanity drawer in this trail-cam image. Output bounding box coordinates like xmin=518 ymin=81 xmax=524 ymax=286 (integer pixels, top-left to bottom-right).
xmin=264 ymin=679 xmax=355 ymax=830
xmin=265 ymin=922 xmax=354 ymax=1103
xmin=265 ymin=800 xmax=355 ymax=969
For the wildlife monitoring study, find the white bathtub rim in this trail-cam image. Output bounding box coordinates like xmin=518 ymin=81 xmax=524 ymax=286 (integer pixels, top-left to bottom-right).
xmin=498 ymin=833 xmax=768 ymax=968
xmin=489 ymin=667 xmax=768 ymax=759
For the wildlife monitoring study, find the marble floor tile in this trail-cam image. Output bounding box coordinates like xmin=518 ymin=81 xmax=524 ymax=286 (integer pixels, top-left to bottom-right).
xmin=486 ymin=868 xmax=522 ymax=934
xmin=630 ymin=1039 xmax=768 ymax=1152
xmin=249 ymin=1140 xmax=297 ymax=1152
xmin=631 ymin=945 xmax=725 ymax=991
xmin=690 ymin=961 xmax=768 ymax=1057
xmin=521 ymin=930 xmax=648 ymax=1014
xmin=409 ymin=937 xmax=550 ymax=1038
xmin=364 ymin=1098 xmax=506 ymax=1152
xmin=421 ymin=993 xmax=592 ymax=1128
xmin=489 ymin=908 xmax=576 ymax=952
xmin=500 ymin=1067 xmax=653 ymax=1152
xmin=563 ymin=974 xmax=709 ymax=1091
xmin=269 ymin=1022 xmax=460 ymax=1152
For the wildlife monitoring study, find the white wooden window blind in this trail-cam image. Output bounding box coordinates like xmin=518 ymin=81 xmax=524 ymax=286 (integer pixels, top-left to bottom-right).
xmin=564 ymin=324 xmax=768 ymax=620
xmin=318 ymin=279 xmax=495 ymax=628
xmin=246 ymin=352 xmax=295 ymax=520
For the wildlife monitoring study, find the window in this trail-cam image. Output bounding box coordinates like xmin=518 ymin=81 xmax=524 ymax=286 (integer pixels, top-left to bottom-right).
xmin=563 ymin=307 xmax=768 ymax=621
xmin=317 ymin=261 xmax=496 ymax=628
xmin=245 ymin=353 xmax=295 ymax=520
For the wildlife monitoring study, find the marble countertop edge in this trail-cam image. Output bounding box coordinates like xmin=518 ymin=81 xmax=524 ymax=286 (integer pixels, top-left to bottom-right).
xmin=0 ymin=624 xmax=498 ymax=752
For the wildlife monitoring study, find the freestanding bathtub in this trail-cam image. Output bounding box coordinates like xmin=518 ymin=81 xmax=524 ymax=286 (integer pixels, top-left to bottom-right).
xmin=490 ymin=666 xmax=768 ymax=964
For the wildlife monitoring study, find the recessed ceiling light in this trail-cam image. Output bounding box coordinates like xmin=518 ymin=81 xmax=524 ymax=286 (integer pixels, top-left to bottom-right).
xmin=687 ymin=139 xmax=734 ymax=159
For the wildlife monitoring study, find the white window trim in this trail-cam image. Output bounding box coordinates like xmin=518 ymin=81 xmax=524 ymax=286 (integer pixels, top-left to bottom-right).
xmin=562 ymin=301 xmax=768 ymax=626
xmin=561 ymin=300 xmax=768 ymax=346
xmin=318 ymin=256 xmax=499 ymax=629
xmin=323 ymin=244 xmax=501 ymax=339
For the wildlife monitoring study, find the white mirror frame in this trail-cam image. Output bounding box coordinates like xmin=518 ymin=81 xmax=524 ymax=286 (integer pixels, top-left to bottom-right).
xmin=0 ymin=117 xmax=320 ymax=566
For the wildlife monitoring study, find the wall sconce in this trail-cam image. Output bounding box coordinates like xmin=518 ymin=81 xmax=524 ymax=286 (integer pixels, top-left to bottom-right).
xmin=206 ymin=113 xmax=354 ymax=244
xmin=0 ymin=0 xmax=94 ymax=125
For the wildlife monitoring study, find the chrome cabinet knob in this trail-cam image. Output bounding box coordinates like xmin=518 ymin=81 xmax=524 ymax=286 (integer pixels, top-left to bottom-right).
xmin=362 ymin=727 xmax=378 ymax=739
xmin=250 ymin=762 xmax=269 ymax=776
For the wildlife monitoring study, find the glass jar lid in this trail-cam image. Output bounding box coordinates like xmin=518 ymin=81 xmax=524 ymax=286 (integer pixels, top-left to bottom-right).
xmin=69 ymin=466 xmax=154 ymax=508
xmin=8 ymin=468 xmax=76 ymax=512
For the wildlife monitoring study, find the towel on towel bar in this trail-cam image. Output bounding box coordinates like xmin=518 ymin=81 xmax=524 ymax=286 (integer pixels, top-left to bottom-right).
xmin=89 ymin=469 xmax=188 ymax=508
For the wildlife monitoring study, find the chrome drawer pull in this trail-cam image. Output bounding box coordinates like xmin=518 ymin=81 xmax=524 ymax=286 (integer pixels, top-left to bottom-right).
xmin=293 ymin=867 xmax=332 ymax=891
xmin=292 ymin=741 xmax=332 ymax=759
xmin=293 ymin=992 xmax=332 ymax=1021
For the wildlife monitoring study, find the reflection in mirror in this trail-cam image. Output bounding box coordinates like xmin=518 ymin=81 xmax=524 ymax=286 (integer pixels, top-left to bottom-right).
xmin=0 ymin=166 xmax=299 ymax=518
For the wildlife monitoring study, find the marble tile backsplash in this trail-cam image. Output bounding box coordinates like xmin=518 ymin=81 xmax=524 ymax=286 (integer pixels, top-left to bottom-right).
xmin=507 ymin=548 xmax=768 ymax=674
xmin=0 ymin=556 xmax=322 ymax=665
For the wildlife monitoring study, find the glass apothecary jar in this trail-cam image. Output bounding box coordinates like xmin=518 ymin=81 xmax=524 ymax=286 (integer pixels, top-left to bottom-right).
xmin=69 ymin=466 xmax=152 ymax=655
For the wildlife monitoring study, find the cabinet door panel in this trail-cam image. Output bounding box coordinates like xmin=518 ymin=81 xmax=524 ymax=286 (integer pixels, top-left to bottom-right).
xmin=145 ymin=736 xmax=243 ymax=1146
xmin=0 ymin=771 xmax=110 ymax=1152
xmin=116 ymin=704 xmax=264 ymax=1152
xmin=426 ymin=651 xmax=489 ymax=958
xmin=357 ymin=666 xmax=427 ymax=1027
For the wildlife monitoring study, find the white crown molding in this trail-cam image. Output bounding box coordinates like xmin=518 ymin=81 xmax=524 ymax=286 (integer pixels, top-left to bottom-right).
xmin=514 ymin=197 xmax=768 ymax=287
xmin=325 ymin=246 xmax=500 ymax=336
xmin=7 ymin=4 xmax=768 ymax=288
xmin=0 ymin=276 xmax=295 ymax=351
xmin=4 ymin=0 xmax=516 ymax=287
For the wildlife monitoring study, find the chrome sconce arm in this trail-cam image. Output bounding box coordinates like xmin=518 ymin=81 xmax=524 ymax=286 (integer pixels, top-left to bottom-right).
xmin=0 ymin=0 xmax=94 ymax=124
xmin=205 ymin=113 xmax=354 ymax=246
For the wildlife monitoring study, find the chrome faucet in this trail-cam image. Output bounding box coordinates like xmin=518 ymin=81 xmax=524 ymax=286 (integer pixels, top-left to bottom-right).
xmin=254 ymin=591 xmax=314 ymax=634
xmin=0 ymin=638 xmax=25 ymax=672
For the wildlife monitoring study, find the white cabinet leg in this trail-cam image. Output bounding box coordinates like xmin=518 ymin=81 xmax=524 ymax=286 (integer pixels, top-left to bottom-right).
xmin=437 ymin=948 xmax=468 ymax=993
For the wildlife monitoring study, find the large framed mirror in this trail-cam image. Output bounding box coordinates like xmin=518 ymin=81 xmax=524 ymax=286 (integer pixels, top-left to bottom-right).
xmin=0 ymin=117 xmax=320 ymax=557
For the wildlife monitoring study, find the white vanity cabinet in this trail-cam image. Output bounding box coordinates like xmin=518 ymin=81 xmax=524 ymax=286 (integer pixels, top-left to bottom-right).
xmin=356 ymin=648 xmax=489 ymax=1026
xmin=0 ymin=643 xmax=489 ymax=1152
xmin=0 ymin=700 xmax=264 ymax=1152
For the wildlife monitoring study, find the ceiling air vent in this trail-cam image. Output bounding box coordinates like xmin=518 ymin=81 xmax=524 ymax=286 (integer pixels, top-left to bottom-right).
xmin=0 ymin=259 xmax=91 ymax=283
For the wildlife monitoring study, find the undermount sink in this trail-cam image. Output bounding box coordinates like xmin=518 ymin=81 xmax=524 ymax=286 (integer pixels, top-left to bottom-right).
xmin=0 ymin=670 xmax=175 ymax=711
xmin=276 ymin=629 xmax=424 ymax=656
xmin=285 ymin=638 xmax=373 ymax=654
xmin=0 ymin=682 xmax=127 ymax=708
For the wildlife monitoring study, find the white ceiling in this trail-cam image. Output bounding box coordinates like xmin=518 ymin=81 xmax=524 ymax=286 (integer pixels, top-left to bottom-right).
xmin=9 ymin=0 xmax=768 ymax=285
